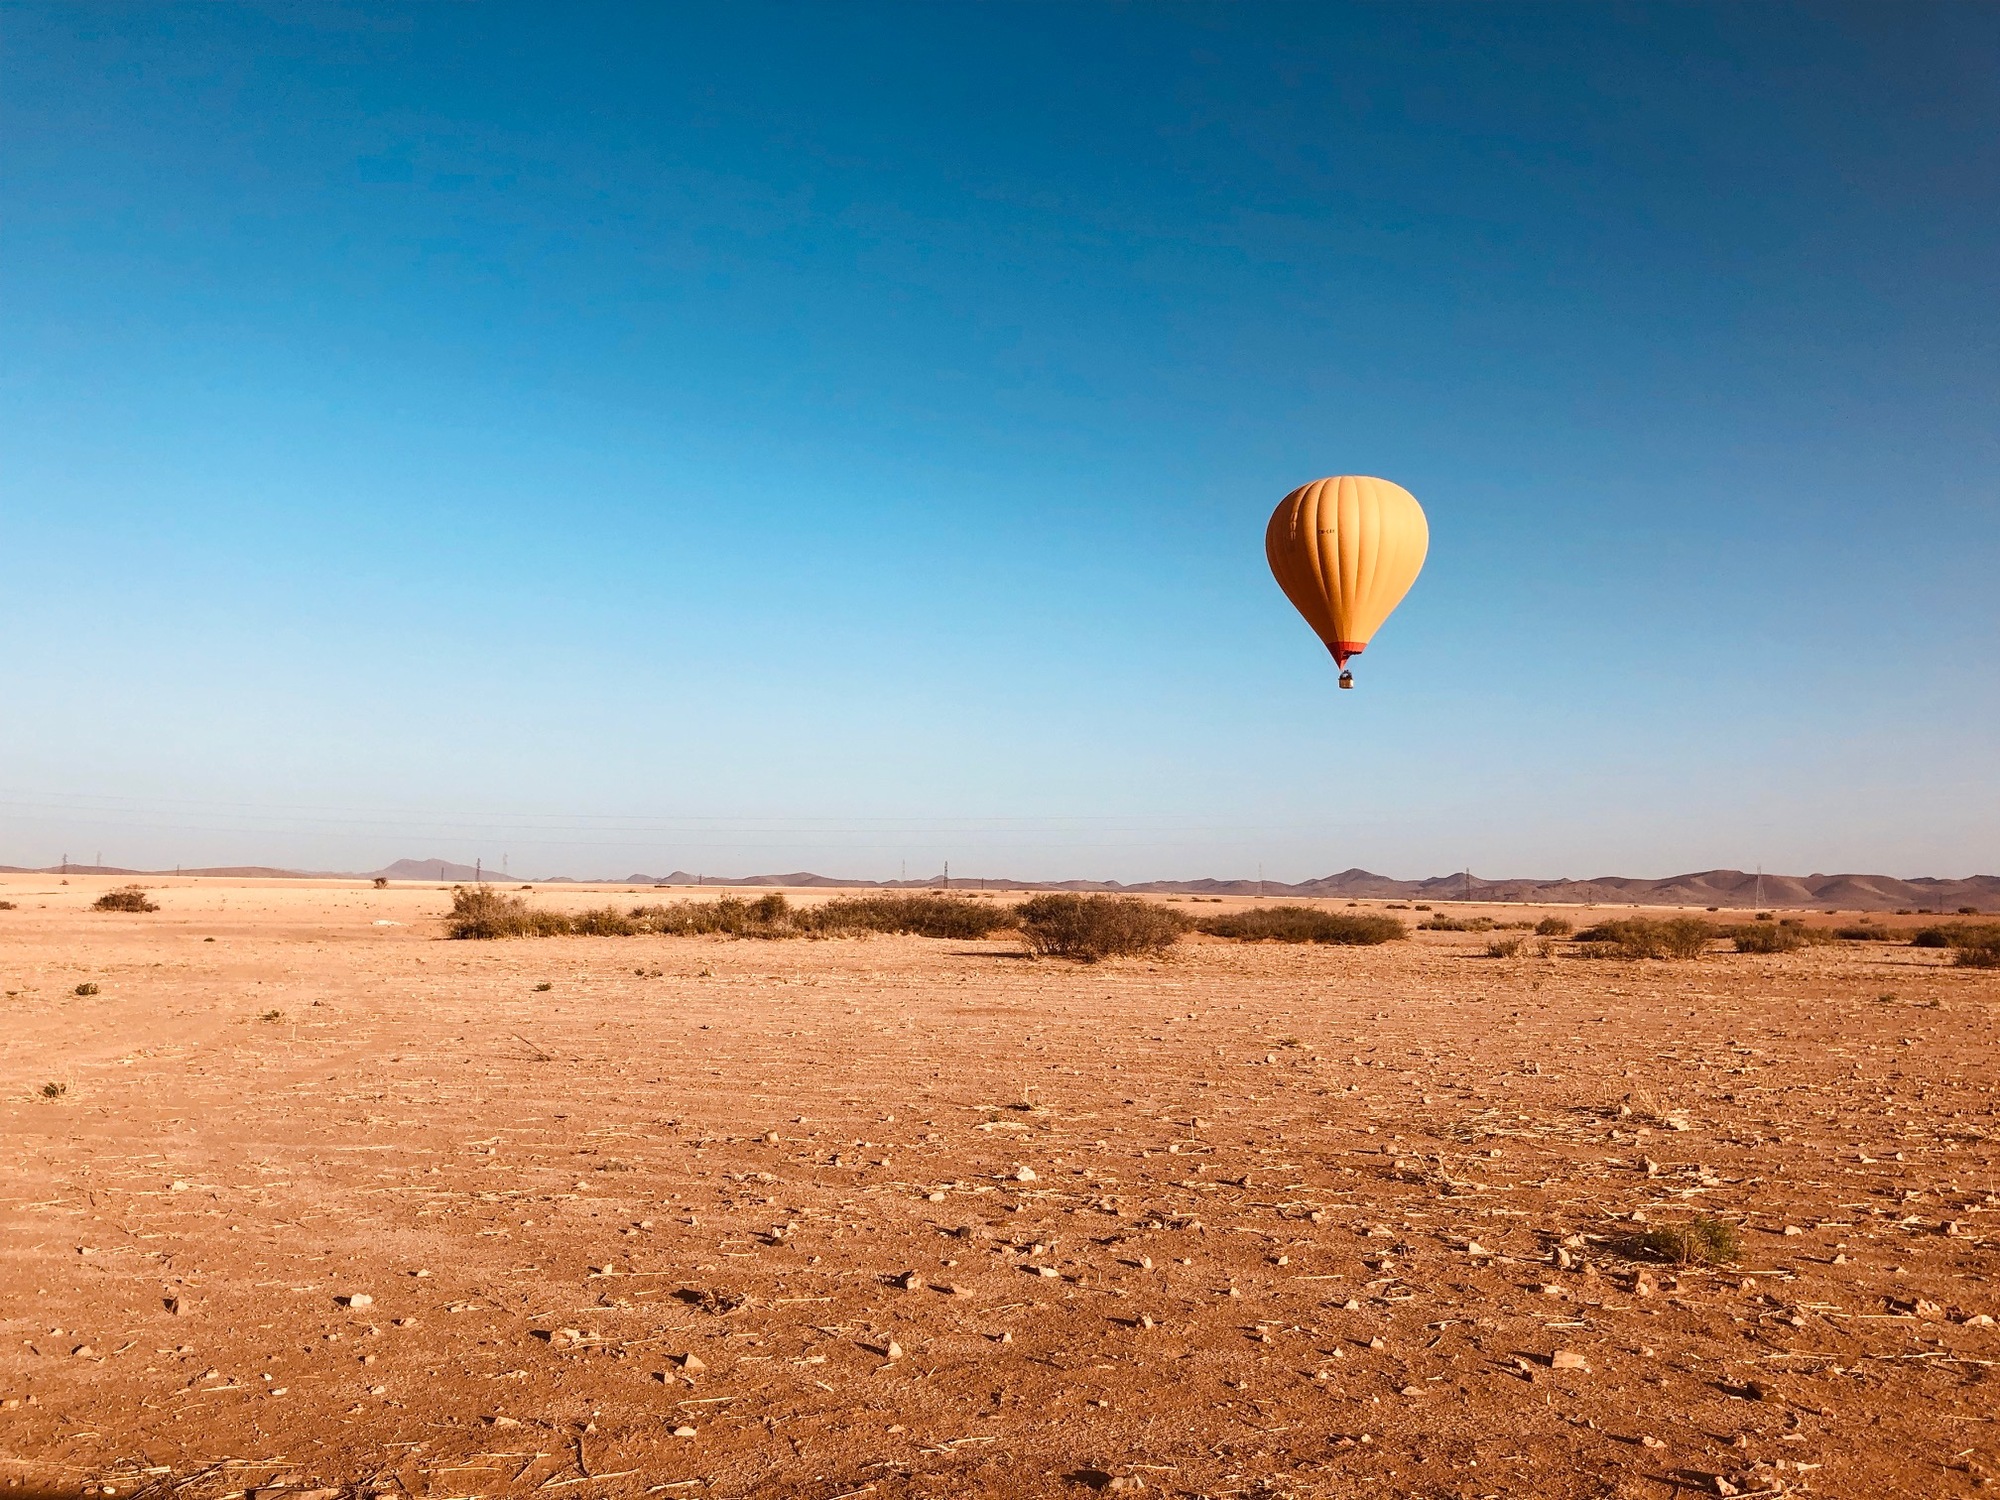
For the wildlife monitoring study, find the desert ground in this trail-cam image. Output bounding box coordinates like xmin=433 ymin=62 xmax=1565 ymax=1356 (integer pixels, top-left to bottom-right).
xmin=2 ymin=875 xmax=1996 ymax=1500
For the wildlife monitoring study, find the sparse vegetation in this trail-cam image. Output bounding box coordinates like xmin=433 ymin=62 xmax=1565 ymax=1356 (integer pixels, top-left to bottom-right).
xmin=1575 ymin=917 xmax=1714 ymax=960
xmin=447 ymin=885 xmax=1016 ymax=943
xmin=1627 ymin=1216 xmax=1739 ymax=1265
xmin=74 ymin=982 xmax=99 ymax=996
xmin=1905 ymin=922 xmax=2000 ymax=966
xmin=1016 ymin=894 xmax=1190 ymax=962
xmin=40 ymin=1081 xmax=67 ymax=1100
xmin=443 ymin=885 xmax=575 ymax=938
xmin=92 ymin=885 xmax=159 ymax=913
xmin=372 ymin=876 xmax=389 ymax=889
xmin=1534 ymin=916 xmax=1573 ymax=937
xmin=799 ymin=893 xmax=1018 ymax=939
xmin=1420 ymin=915 xmax=1494 ymax=932
xmin=1731 ymin=922 xmax=1805 ymax=954
xmin=259 ymin=1009 xmax=283 ymax=1022
xmin=1194 ymin=906 xmax=1405 ymax=945
xmin=1486 ymin=936 xmax=1527 ymax=958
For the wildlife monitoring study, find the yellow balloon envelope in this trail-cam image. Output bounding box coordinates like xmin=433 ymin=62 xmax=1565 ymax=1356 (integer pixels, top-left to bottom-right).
xmin=1265 ymin=476 xmax=1428 ymax=681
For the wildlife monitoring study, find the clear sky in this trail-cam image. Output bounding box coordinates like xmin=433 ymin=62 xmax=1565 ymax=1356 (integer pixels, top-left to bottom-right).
xmin=2 ymin=2 xmax=1995 ymax=882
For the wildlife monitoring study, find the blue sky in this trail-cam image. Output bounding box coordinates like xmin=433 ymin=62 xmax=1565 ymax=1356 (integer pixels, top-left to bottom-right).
xmin=2 ymin=2 xmax=1995 ymax=881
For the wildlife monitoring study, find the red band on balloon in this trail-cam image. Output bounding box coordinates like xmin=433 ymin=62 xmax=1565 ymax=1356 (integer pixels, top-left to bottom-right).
xmin=1327 ymin=641 xmax=1367 ymax=665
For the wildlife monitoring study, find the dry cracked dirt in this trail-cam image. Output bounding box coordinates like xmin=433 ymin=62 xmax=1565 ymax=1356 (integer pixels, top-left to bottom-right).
xmin=3 ymin=876 xmax=1997 ymax=1500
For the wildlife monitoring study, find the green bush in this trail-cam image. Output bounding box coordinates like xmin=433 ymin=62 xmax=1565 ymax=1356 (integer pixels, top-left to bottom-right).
xmin=1195 ymin=906 xmax=1404 ymax=945
xmin=1017 ymin=894 xmax=1190 ymax=962
xmin=800 ymin=893 xmax=1017 ymax=939
xmin=1576 ymin=917 xmax=1714 ymax=960
xmin=1534 ymin=916 xmax=1573 ymax=937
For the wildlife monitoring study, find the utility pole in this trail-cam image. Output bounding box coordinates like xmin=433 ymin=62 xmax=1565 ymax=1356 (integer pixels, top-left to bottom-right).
xmin=943 ymin=861 xmax=950 ymax=891
xmin=1755 ymin=865 xmax=1763 ymax=910
xmin=1464 ymin=867 xmax=1472 ymax=903
xmin=61 ymin=853 xmax=68 ymax=875
xmin=475 ymin=858 xmax=482 ymax=884
xmin=1258 ymin=863 xmax=1264 ymax=900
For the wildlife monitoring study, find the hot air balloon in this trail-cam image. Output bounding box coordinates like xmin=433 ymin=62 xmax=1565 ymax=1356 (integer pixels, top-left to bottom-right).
xmin=1265 ymin=475 xmax=1428 ymax=689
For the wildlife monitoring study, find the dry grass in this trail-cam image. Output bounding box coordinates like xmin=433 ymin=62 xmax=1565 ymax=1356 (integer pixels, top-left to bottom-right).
xmin=1017 ymin=894 xmax=1190 ymax=962
xmin=1534 ymin=916 xmax=1574 ymax=937
xmin=1195 ymin=906 xmax=1405 ymax=946
xmin=1627 ymin=1217 xmax=1740 ymax=1265
xmin=1486 ymin=935 xmax=1528 ymax=958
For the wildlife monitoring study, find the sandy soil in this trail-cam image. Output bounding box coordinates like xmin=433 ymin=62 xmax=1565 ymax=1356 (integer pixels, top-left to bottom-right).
xmin=2 ymin=875 xmax=1996 ymax=1500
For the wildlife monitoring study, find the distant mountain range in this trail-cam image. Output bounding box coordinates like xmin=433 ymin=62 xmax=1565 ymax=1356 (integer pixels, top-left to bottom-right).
xmin=3 ymin=857 xmax=1993 ymax=912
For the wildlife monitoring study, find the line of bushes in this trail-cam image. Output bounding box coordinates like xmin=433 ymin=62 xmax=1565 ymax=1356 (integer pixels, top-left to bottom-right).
xmin=1912 ymin=921 xmax=2000 ymax=968
xmin=1193 ymin=906 xmax=1406 ymax=946
xmin=445 ymin=886 xmax=1020 ymax=942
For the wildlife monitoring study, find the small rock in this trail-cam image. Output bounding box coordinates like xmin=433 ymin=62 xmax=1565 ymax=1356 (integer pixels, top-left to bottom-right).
xmin=1641 ymin=1435 xmax=1665 ymax=1449
xmin=1036 ymin=1265 xmax=1061 ymax=1279
xmin=1367 ymin=1336 xmax=1386 ymax=1350
xmin=672 ymin=1425 xmax=697 ymax=1438
xmin=1464 ymin=1242 xmax=1489 ymax=1255
xmin=885 ymin=1340 xmax=903 ymax=1360
xmin=165 ymin=1297 xmax=187 ymax=1316
xmin=1712 ymin=1478 xmax=1741 ymax=1498
xmin=1014 ymin=1167 xmax=1037 ymax=1182
xmin=1550 ymin=1350 xmax=1588 ymax=1371
xmin=72 ymin=1345 xmax=96 ymax=1358
xmin=898 ymin=1272 xmax=923 ymax=1291
xmin=678 ymin=1353 xmax=706 ymax=1372
xmin=1342 ymin=1298 xmax=1362 ymax=1312
xmin=1107 ymin=1480 xmax=1144 ymax=1494
xmin=485 ymin=1414 xmax=521 ymax=1427
xmin=340 ymin=1294 xmax=374 ymax=1309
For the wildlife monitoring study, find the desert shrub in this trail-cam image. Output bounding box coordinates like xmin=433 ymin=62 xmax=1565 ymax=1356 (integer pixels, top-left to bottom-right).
xmin=74 ymin=982 xmax=100 ymax=996
xmin=630 ymin=893 xmax=795 ymax=938
xmin=1833 ymin=923 xmax=1886 ymax=940
xmin=1627 ymin=1217 xmax=1739 ymax=1265
xmin=1959 ymin=906 xmax=1982 ymax=916
xmin=444 ymin=885 xmax=572 ymax=938
xmin=1909 ymin=926 xmax=1953 ymax=948
xmin=1017 ymin=894 xmax=1190 ymax=962
xmin=1575 ymin=917 xmax=1714 ymax=960
xmin=1195 ymin=906 xmax=1404 ymax=946
xmin=1732 ymin=922 xmax=1804 ymax=954
xmin=1534 ymin=916 xmax=1573 ymax=937
xmin=0 ymin=900 xmax=16 ymax=910
xmin=92 ymin=885 xmax=159 ymax=913
xmin=1941 ymin=923 xmax=2000 ymax=968
xmin=1420 ymin=915 xmax=1494 ymax=932
xmin=801 ymin=893 xmax=1018 ymax=939
xmin=570 ymin=906 xmax=642 ymax=937
xmin=1486 ymin=936 xmax=1527 ymax=958
xmin=372 ymin=876 xmax=389 ymax=889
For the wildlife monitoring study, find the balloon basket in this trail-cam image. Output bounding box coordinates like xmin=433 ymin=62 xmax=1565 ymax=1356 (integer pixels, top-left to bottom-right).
xmin=1338 ymin=670 xmax=1355 ymax=690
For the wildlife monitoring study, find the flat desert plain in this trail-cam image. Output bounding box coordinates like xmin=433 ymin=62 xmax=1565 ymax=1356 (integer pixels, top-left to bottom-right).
xmin=3 ymin=876 xmax=1996 ymax=1500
